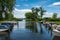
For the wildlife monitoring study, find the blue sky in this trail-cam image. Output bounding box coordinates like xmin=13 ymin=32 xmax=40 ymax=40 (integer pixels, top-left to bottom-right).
xmin=13 ymin=0 xmax=60 ymax=18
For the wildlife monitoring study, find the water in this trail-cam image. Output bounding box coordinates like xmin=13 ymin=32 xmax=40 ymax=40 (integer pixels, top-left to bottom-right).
xmin=0 ymin=20 xmax=60 ymax=40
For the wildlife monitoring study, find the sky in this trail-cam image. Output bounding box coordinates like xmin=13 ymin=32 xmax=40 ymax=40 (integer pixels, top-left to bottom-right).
xmin=13 ymin=0 xmax=60 ymax=18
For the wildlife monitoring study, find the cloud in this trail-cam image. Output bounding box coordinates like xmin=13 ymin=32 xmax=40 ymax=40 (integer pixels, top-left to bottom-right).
xmin=13 ymin=8 xmax=31 ymax=18
xmin=57 ymin=13 xmax=60 ymax=18
xmin=43 ymin=12 xmax=53 ymax=17
xmin=13 ymin=8 xmax=60 ymax=18
xmin=43 ymin=12 xmax=60 ymax=18
xmin=52 ymin=2 xmax=60 ymax=6
xmin=48 ymin=2 xmax=60 ymax=7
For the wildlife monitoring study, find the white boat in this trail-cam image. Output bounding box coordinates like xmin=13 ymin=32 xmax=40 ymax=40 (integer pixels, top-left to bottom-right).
xmin=53 ymin=26 xmax=60 ymax=36
xmin=0 ymin=25 xmax=9 ymax=32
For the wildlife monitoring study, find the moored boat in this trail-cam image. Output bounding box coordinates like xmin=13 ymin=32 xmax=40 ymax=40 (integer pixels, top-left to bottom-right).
xmin=0 ymin=23 xmax=13 ymax=32
xmin=0 ymin=25 xmax=9 ymax=32
xmin=53 ymin=25 xmax=60 ymax=36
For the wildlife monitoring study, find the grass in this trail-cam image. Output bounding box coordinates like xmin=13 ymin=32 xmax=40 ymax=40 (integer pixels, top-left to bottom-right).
xmin=25 ymin=20 xmax=60 ymax=24
xmin=48 ymin=21 xmax=60 ymax=24
xmin=54 ymin=21 xmax=60 ymax=24
xmin=26 ymin=20 xmax=40 ymax=22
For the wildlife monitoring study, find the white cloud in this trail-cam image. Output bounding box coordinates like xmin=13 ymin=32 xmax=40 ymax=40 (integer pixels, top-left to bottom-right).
xmin=13 ymin=8 xmax=31 ymax=18
xmin=43 ymin=12 xmax=53 ymax=17
xmin=43 ymin=12 xmax=60 ymax=18
xmin=48 ymin=2 xmax=60 ymax=7
xmin=52 ymin=2 xmax=60 ymax=6
xmin=57 ymin=13 xmax=60 ymax=18
xmin=13 ymin=8 xmax=60 ymax=18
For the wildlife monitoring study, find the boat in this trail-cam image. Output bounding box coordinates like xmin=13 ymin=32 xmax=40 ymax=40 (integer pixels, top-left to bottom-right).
xmin=0 ymin=25 xmax=9 ymax=32
xmin=53 ymin=25 xmax=60 ymax=36
xmin=0 ymin=23 xmax=13 ymax=32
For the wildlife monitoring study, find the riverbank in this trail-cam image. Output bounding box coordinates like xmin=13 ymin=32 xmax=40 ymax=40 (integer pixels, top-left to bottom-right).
xmin=54 ymin=21 xmax=60 ymax=25
xmin=26 ymin=20 xmax=60 ymax=25
xmin=44 ymin=21 xmax=60 ymax=25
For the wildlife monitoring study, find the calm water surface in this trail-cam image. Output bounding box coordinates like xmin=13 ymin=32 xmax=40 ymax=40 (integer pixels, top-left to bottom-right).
xmin=0 ymin=20 xmax=60 ymax=40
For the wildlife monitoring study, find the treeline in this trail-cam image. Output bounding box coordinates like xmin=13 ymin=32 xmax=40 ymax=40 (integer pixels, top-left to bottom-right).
xmin=25 ymin=7 xmax=59 ymax=21
xmin=13 ymin=18 xmax=23 ymax=21
xmin=43 ymin=18 xmax=60 ymax=21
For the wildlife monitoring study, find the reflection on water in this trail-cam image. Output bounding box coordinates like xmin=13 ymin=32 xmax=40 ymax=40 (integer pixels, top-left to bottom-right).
xmin=26 ymin=22 xmax=38 ymax=33
xmin=0 ymin=32 xmax=10 ymax=40
xmin=0 ymin=20 xmax=60 ymax=40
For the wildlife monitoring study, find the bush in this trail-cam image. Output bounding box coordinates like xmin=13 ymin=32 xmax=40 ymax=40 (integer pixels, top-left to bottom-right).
xmin=42 ymin=17 xmax=60 ymax=21
xmin=25 ymin=12 xmax=36 ymax=20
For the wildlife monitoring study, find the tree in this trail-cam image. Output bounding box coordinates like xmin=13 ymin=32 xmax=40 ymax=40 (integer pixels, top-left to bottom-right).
xmin=31 ymin=7 xmax=46 ymax=20
xmin=31 ymin=7 xmax=40 ymax=20
xmin=31 ymin=7 xmax=37 ymax=20
xmin=52 ymin=13 xmax=57 ymax=19
xmin=35 ymin=8 xmax=40 ymax=18
xmin=31 ymin=7 xmax=35 ymax=13
xmin=25 ymin=12 xmax=33 ymax=19
xmin=39 ymin=7 xmax=46 ymax=19
xmin=25 ymin=12 xmax=37 ymax=20
xmin=0 ymin=0 xmax=15 ymax=20
xmin=25 ymin=7 xmax=46 ymax=21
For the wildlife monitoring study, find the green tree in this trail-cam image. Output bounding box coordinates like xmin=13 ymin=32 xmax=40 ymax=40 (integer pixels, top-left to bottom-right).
xmin=0 ymin=0 xmax=15 ymax=20
xmin=39 ymin=7 xmax=46 ymax=19
xmin=25 ymin=7 xmax=46 ymax=21
xmin=31 ymin=7 xmax=46 ymax=20
xmin=52 ymin=13 xmax=57 ymax=19
xmin=31 ymin=7 xmax=40 ymax=20
xmin=31 ymin=7 xmax=37 ymax=20
xmin=25 ymin=12 xmax=37 ymax=20
xmin=25 ymin=12 xmax=32 ymax=19
xmin=31 ymin=7 xmax=35 ymax=13
xmin=35 ymin=8 xmax=40 ymax=18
